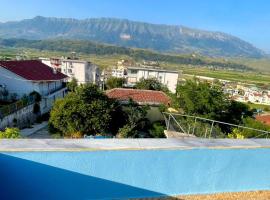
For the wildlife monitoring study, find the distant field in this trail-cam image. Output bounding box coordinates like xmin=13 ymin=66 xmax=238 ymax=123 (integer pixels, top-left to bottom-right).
xmin=232 ymin=57 xmax=270 ymax=73
xmin=183 ymin=68 xmax=270 ymax=86
xmin=245 ymin=102 xmax=270 ymax=111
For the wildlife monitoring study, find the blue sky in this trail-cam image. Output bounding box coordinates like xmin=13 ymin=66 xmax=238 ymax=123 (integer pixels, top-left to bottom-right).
xmin=1 ymin=0 xmax=270 ymax=51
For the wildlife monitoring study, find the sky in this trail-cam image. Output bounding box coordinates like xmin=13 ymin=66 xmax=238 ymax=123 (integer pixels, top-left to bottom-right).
xmin=0 ymin=0 xmax=270 ymax=51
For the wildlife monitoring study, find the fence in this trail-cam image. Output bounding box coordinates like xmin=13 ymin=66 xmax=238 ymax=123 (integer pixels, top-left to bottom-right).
xmin=0 ymin=96 xmax=35 ymax=119
xmin=163 ymin=112 xmax=270 ymax=139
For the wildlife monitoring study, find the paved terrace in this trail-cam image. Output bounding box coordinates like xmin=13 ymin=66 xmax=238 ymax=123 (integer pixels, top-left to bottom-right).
xmin=1 ymin=138 xmax=270 ymax=151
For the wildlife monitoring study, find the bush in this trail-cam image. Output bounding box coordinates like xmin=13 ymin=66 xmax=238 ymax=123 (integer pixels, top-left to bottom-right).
xmin=69 ymin=132 xmax=83 ymax=138
xmin=149 ymin=121 xmax=166 ymax=138
xmin=0 ymin=128 xmax=21 ymax=139
xmin=106 ymin=77 xmax=125 ymax=89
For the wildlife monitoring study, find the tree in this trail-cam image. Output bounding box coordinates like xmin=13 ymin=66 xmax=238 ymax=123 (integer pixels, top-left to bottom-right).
xmin=117 ymin=99 xmax=149 ymax=138
xmin=175 ymin=80 xmax=254 ymax=135
xmin=135 ymin=78 xmax=165 ymax=91
xmin=49 ymin=84 xmax=116 ymax=136
xmin=106 ymin=77 xmax=125 ymax=89
xmin=176 ymin=80 xmax=230 ymax=120
xmin=222 ymin=100 xmax=253 ymax=125
xmin=67 ymin=77 xmax=78 ymax=92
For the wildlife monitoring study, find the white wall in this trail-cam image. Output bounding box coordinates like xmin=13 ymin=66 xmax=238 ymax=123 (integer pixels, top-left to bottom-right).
xmin=0 ymin=67 xmax=64 ymax=98
xmin=41 ymin=58 xmax=100 ymax=85
xmin=0 ymin=67 xmax=39 ymax=98
xmin=127 ymin=68 xmax=179 ymax=93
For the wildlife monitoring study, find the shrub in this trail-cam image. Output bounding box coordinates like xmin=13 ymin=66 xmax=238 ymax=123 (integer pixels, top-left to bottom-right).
xmin=0 ymin=128 xmax=21 ymax=139
xmin=149 ymin=121 xmax=166 ymax=138
xmin=70 ymin=132 xmax=83 ymax=138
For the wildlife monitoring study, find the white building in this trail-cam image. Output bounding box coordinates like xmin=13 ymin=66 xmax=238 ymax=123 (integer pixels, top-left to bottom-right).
xmin=40 ymin=58 xmax=100 ymax=85
xmin=0 ymin=60 xmax=68 ymax=113
xmin=125 ymin=66 xmax=179 ymax=93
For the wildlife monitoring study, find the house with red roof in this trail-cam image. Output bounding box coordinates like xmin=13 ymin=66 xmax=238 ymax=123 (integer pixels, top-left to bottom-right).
xmin=106 ymin=88 xmax=171 ymax=122
xmin=0 ymin=60 xmax=68 ymax=113
xmin=106 ymin=88 xmax=171 ymax=106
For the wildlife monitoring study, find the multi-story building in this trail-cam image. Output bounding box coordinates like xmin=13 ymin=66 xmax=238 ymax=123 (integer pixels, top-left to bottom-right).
xmin=125 ymin=66 xmax=179 ymax=93
xmin=40 ymin=58 xmax=100 ymax=85
xmin=110 ymin=60 xmax=179 ymax=93
xmin=0 ymin=60 xmax=68 ymax=113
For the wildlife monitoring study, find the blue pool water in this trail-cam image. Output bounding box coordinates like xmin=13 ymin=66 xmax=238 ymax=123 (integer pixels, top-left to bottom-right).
xmin=1 ymin=148 xmax=270 ymax=199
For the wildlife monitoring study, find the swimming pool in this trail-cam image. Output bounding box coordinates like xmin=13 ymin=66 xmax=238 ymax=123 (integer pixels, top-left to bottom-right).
xmin=1 ymin=147 xmax=270 ymax=199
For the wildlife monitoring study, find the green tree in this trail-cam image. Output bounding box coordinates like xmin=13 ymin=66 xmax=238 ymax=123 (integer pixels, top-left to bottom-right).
xmin=149 ymin=121 xmax=166 ymax=138
xmin=49 ymin=84 xmax=116 ymax=136
xmin=106 ymin=77 xmax=125 ymax=89
xmin=175 ymin=80 xmax=254 ymax=135
xmin=117 ymin=99 xmax=149 ymax=138
xmin=176 ymin=80 xmax=230 ymax=119
xmin=135 ymin=78 xmax=165 ymax=91
xmin=67 ymin=77 xmax=78 ymax=92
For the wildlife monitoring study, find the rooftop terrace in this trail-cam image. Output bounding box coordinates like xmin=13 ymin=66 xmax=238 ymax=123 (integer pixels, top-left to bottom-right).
xmin=1 ymin=138 xmax=270 ymax=151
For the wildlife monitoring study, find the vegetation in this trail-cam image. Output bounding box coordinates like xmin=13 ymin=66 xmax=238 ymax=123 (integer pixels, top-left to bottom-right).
xmin=49 ymin=84 xmax=116 ymax=137
xmin=183 ymin=68 xmax=270 ymax=86
xmin=67 ymin=77 xmax=78 ymax=92
xmin=117 ymin=99 xmax=149 ymax=138
xmin=149 ymin=121 xmax=166 ymax=138
xmin=135 ymin=78 xmax=167 ymax=91
xmin=176 ymin=80 xmax=230 ymax=120
xmin=0 ymin=38 xmax=251 ymax=71
xmin=106 ymin=77 xmax=125 ymax=89
xmin=173 ymin=80 xmax=269 ymax=138
xmin=229 ymin=117 xmax=270 ymax=139
xmin=0 ymin=128 xmax=20 ymax=138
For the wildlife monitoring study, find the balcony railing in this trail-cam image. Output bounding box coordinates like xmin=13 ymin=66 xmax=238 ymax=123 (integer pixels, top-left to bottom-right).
xmin=163 ymin=112 xmax=270 ymax=139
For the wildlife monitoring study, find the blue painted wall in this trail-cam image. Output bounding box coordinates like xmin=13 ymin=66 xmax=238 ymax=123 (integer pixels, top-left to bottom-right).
xmin=1 ymin=148 xmax=270 ymax=200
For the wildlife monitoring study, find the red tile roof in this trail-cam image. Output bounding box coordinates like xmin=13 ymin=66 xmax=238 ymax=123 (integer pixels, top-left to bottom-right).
xmin=0 ymin=60 xmax=67 ymax=81
xmin=106 ymin=88 xmax=171 ymax=105
xmin=256 ymin=115 xmax=270 ymax=126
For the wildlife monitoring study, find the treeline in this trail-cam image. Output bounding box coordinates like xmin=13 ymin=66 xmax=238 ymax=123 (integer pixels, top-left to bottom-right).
xmin=0 ymin=38 xmax=250 ymax=70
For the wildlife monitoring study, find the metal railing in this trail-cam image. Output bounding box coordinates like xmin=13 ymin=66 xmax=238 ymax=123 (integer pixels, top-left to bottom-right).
xmin=0 ymin=96 xmax=35 ymax=119
xmin=163 ymin=112 xmax=270 ymax=139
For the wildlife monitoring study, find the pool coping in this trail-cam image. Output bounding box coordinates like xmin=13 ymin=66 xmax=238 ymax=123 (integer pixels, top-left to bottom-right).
xmin=1 ymin=138 xmax=270 ymax=151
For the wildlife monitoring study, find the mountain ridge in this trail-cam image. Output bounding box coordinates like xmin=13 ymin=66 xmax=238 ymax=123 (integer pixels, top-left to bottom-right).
xmin=0 ymin=16 xmax=265 ymax=58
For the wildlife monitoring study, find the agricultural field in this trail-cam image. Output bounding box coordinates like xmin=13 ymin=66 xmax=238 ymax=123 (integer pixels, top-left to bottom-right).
xmin=182 ymin=67 xmax=270 ymax=86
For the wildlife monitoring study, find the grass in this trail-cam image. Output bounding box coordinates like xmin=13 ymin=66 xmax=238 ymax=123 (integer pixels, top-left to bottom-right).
xmin=182 ymin=67 xmax=270 ymax=86
xmin=245 ymin=102 xmax=270 ymax=111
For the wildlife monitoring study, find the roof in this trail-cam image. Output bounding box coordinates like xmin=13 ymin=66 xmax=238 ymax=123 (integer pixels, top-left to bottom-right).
xmin=0 ymin=60 xmax=68 ymax=81
xmin=256 ymin=115 xmax=270 ymax=126
xmin=106 ymin=88 xmax=171 ymax=105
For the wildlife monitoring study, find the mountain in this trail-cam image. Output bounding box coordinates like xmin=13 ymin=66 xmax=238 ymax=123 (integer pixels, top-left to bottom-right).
xmin=0 ymin=38 xmax=251 ymax=71
xmin=0 ymin=16 xmax=265 ymax=58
